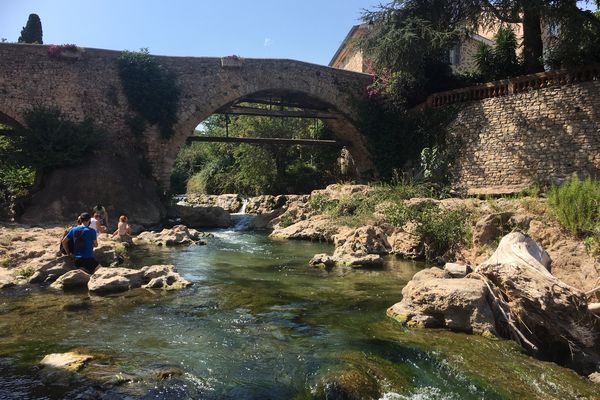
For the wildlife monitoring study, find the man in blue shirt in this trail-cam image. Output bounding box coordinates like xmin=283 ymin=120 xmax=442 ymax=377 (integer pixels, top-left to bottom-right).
xmin=62 ymin=212 xmax=99 ymax=274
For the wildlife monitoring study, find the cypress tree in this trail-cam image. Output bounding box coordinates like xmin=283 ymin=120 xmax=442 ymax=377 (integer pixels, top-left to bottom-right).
xmin=18 ymin=14 xmax=43 ymax=44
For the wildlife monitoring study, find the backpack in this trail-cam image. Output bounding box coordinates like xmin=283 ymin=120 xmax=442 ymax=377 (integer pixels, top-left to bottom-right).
xmin=59 ymin=229 xmax=74 ymax=255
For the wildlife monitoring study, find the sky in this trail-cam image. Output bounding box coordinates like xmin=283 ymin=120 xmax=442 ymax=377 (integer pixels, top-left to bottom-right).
xmin=0 ymin=0 xmax=380 ymax=66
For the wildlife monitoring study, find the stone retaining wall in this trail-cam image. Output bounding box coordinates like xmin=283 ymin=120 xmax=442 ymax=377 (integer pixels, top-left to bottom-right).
xmin=449 ymin=80 xmax=600 ymax=194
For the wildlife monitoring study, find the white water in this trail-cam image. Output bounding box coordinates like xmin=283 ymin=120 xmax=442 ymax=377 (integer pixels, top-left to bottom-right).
xmin=230 ymin=198 xmax=253 ymax=231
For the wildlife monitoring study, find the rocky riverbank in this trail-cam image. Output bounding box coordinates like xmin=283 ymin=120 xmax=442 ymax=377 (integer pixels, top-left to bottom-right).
xmin=0 ymin=224 xmax=204 ymax=293
xmin=191 ymin=183 xmax=600 ymax=380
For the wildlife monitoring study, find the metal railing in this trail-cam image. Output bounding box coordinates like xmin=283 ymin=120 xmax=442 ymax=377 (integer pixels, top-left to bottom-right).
xmin=424 ymin=64 xmax=600 ymax=108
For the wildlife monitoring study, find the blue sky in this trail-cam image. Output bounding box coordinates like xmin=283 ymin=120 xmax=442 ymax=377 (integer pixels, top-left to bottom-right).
xmin=0 ymin=1 xmax=379 ymax=66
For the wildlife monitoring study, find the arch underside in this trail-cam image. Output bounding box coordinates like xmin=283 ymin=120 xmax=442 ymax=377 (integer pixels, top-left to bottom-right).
xmin=155 ymin=89 xmax=376 ymax=189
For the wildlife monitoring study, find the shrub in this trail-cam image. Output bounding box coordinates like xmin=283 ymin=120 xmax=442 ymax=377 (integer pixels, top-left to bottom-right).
xmin=384 ymin=202 xmax=470 ymax=260
xmin=118 ymin=49 xmax=180 ymax=138
xmin=548 ymin=177 xmax=600 ymax=236
xmin=15 ymin=106 xmax=103 ymax=170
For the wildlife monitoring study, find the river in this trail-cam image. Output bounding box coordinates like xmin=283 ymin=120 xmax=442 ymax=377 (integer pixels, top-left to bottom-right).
xmin=0 ymin=227 xmax=597 ymax=399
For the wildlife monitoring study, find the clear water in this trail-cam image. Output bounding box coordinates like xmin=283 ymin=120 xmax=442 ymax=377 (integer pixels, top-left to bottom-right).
xmin=0 ymin=230 xmax=597 ymax=399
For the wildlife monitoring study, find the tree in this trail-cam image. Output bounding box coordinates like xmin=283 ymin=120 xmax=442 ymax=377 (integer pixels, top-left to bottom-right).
xmin=18 ymin=14 xmax=43 ymax=44
xmin=362 ymin=0 xmax=599 ymax=79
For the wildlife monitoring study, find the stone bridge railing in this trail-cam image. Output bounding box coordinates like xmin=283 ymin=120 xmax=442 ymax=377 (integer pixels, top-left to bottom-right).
xmin=424 ymin=64 xmax=600 ymax=108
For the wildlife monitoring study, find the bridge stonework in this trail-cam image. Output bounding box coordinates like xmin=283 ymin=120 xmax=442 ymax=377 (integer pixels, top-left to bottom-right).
xmin=0 ymin=44 xmax=373 ymax=224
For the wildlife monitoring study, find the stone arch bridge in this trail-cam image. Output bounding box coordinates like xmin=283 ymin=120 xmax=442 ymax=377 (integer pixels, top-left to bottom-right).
xmin=0 ymin=44 xmax=374 ymax=224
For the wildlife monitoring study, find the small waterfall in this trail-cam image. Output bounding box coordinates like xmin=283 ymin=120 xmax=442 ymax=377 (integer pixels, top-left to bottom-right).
xmin=230 ymin=199 xmax=253 ymax=231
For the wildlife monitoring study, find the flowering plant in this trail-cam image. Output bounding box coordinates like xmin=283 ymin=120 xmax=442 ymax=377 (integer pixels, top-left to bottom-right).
xmin=47 ymin=44 xmax=80 ymax=59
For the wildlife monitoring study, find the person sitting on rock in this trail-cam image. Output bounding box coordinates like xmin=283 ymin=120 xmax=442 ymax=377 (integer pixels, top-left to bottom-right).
xmin=62 ymin=212 xmax=99 ymax=274
xmin=90 ymin=212 xmax=106 ymax=234
xmin=92 ymin=204 xmax=109 ymax=230
xmin=112 ymin=215 xmax=133 ymax=246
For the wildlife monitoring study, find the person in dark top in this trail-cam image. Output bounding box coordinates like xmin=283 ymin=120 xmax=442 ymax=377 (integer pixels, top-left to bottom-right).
xmin=62 ymin=212 xmax=99 ymax=274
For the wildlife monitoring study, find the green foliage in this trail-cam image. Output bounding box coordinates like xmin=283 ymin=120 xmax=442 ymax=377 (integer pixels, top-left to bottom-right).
xmin=174 ymin=112 xmax=340 ymax=195
xmin=18 ymin=13 xmax=43 ymax=44
xmin=420 ymin=134 xmax=462 ymax=185
xmin=548 ymin=177 xmax=600 ymax=236
xmin=14 ymin=106 xmax=102 ymax=170
xmin=475 ymin=26 xmax=521 ymax=81
xmin=357 ymin=99 xmax=459 ymax=182
xmin=545 ymin=9 xmax=600 ymax=69
xmin=0 ymin=256 xmax=17 ymax=269
xmin=14 ymin=266 xmax=35 ymax=277
xmin=384 ymin=201 xmax=470 ymax=260
xmin=584 ymin=236 xmax=600 ymax=258
xmin=118 ymin=49 xmax=180 ymax=138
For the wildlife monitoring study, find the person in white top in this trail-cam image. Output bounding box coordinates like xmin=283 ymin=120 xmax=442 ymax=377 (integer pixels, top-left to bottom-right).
xmin=89 ymin=213 xmax=106 ymax=234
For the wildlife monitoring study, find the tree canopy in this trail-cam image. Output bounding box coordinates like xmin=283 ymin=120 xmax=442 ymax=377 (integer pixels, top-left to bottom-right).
xmin=361 ymin=0 xmax=600 ymax=82
xmin=18 ymin=13 xmax=43 ymax=44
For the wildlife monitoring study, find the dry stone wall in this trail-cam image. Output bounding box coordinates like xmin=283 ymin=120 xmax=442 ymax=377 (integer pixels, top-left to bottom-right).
xmin=449 ymin=80 xmax=600 ymax=194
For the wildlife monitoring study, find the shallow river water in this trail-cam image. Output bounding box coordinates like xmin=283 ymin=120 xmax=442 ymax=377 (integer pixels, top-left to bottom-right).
xmin=0 ymin=228 xmax=598 ymax=399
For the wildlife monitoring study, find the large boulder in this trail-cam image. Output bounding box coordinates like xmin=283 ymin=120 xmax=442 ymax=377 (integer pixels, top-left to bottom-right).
xmin=88 ymin=267 xmax=144 ymax=294
xmin=170 ymin=204 xmax=231 ymax=228
xmin=50 ymin=270 xmax=91 ymax=290
xmin=245 ymin=195 xmax=288 ymax=214
xmin=39 ymin=352 xmax=93 ymax=385
xmin=387 ymin=268 xmax=496 ymax=336
xmin=308 ymin=226 xmax=390 ymax=268
xmin=472 ymin=212 xmax=514 ymax=246
xmin=474 ymin=234 xmax=600 ymax=374
xmin=481 ymin=231 xmax=551 ymax=273
xmin=386 ymin=227 xmax=423 ymax=259
xmin=28 ymin=257 xmax=74 ymax=284
xmin=333 ymin=226 xmax=391 ymax=255
xmin=183 ymin=194 xmax=243 ymax=213
xmin=136 ymin=225 xmax=209 ymax=246
xmin=88 ymin=264 xmax=191 ymax=294
xmin=140 ymin=264 xmax=191 ymax=289
xmin=270 ymin=215 xmax=341 ymax=242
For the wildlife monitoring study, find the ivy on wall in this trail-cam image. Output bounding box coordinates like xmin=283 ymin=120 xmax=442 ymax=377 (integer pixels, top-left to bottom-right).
xmin=118 ymin=48 xmax=180 ymax=138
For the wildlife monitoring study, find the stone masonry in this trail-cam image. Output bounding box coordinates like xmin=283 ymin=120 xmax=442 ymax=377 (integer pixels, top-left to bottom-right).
xmin=0 ymin=43 xmax=373 ymax=224
xmin=449 ymin=80 xmax=600 ymax=194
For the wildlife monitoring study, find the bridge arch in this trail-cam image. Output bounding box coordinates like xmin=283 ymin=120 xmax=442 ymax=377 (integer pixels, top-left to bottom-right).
xmin=0 ymin=44 xmax=374 ymax=224
xmin=142 ymin=58 xmax=376 ymax=189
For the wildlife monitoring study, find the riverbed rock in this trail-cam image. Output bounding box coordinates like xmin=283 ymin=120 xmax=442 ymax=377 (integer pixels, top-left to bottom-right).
xmin=472 ymin=212 xmax=514 ymax=246
xmin=136 ymin=225 xmax=209 ymax=246
xmin=246 ymin=195 xmax=288 ymax=214
xmin=39 ymin=352 xmax=93 ymax=385
xmin=88 ymin=265 xmax=191 ymax=294
xmin=315 ymin=368 xmax=381 ymax=400
xmin=334 ymin=225 xmax=391 ymax=255
xmin=528 ymin=220 xmax=600 ymax=292
xmin=94 ymin=245 xmax=122 ymax=267
xmin=50 ymin=269 xmax=91 ymax=290
xmin=444 ymin=262 xmax=471 ymax=278
xmin=387 ymin=268 xmax=496 ymax=336
xmin=28 ymin=257 xmax=74 ymax=284
xmin=140 ymin=264 xmax=192 ymax=290
xmin=475 ymin=260 xmax=600 ymax=374
xmin=270 ymin=215 xmax=341 ymax=242
xmin=88 ymin=267 xmax=145 ymax=294
xmin=386 ymin=227 xmax=423 ymax=259
xmin=248 ymin=208 xmax=286 ymax=230
xmin=184 ymin=194 xmax=243 ymax=213
xmin=481 ymin=231 xmax=551 ymax=273
xmin=169 ymin=204 xmax=231 ymax=228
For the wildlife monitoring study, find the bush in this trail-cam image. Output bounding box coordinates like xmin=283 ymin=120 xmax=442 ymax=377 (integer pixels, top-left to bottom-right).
xmin=118 ymin=49 xmax=180 ymax=138
xmin=384 ymin=202 xmax=470 ymax=260
xmin=15 ymin=106 xmax=103 ymax=170
xmin=548 ymin=177 xmax=600 ymax=236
